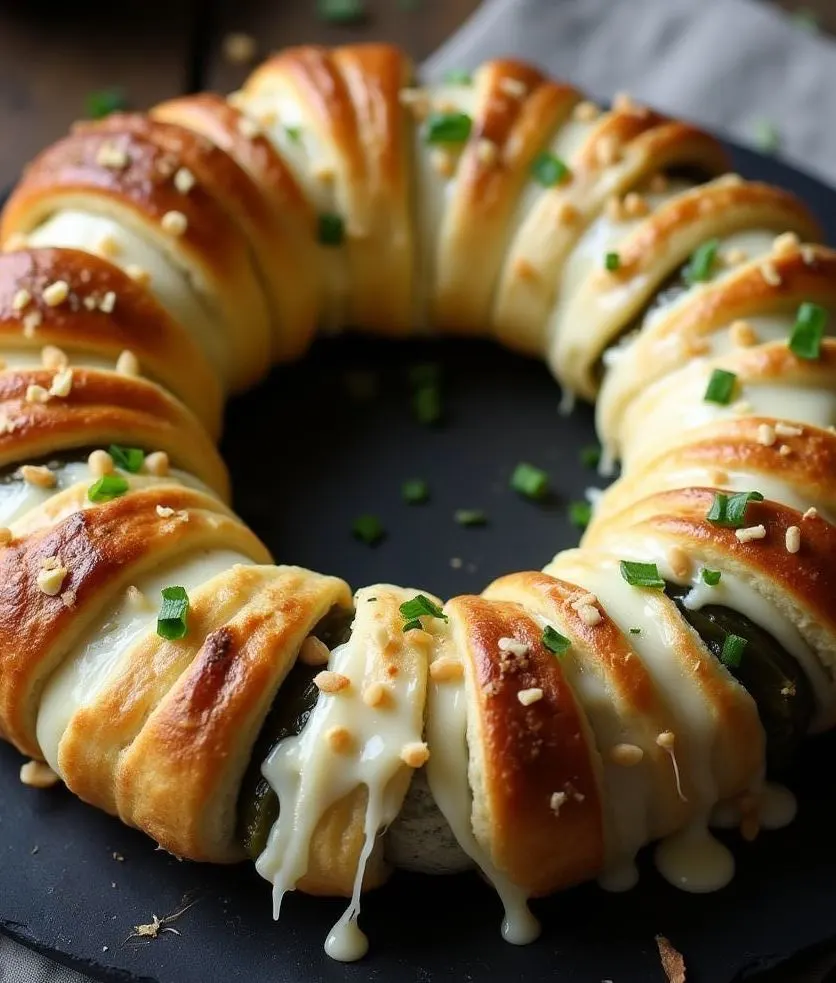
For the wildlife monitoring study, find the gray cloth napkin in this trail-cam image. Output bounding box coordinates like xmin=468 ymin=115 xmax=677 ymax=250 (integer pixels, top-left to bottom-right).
xmin=425 ymin=0 xmax=836 ymax=187
xmin=3 ymin=1 xmax=836 ymax=981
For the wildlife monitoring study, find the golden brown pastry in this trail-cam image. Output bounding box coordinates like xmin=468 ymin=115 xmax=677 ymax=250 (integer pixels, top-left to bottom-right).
xmin=0 ymin=40 xmax=832 ymax=964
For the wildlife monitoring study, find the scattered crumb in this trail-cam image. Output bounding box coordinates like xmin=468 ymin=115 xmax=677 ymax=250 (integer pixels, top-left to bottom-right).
xmin=127 ymin=899 xmax=197 ymax=943
xmin=112 ymin=851 xmax=125 ymax=862
xmin=656 ymin=935 xmax=686 ymax=983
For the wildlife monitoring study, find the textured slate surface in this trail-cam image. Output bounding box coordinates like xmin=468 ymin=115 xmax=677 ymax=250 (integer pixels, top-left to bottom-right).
xmin=2 ymin=142 xmax=836 ymax=983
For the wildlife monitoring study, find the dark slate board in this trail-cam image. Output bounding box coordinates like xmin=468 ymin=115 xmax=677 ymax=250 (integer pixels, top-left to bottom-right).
xmin=3 ymin=142 xmax=836 ymax=983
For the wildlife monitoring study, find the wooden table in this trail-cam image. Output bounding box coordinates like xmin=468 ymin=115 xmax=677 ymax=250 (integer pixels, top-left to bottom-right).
xmin=0 ymin=0 xmax=830 ymax=187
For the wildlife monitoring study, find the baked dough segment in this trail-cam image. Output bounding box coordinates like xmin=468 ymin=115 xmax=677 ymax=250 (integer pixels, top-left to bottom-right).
xmin=0 ymin=247 xmax=223 ymax=434
xmin=584 ymin=489 xmax=836 ymax=713
xmin=0 ymin=367 xmax=229 ymax=496
xmin=445 ymin=593 xmax=604 ymax=895
xmin=594 ymin=418 xmax=836 ymax=527
xmin=482 ymin=571 xmax=690 ymax=861
xmin=151 ymin=92 xmax=320 ymax=362
xmin=0 ymin=124 xmax=271 ymax=391
xmin=493 ymin=111 xmax=729 ymax=355
xmin=242 ymin=44 xmax=415 ymax=336
xmin=0 ymin=485 xmax=268 ymax=756
xmin=544 ymin=550 xmax=764 ymax=808
xmin=551 ymin=177 xmax=822 ymax=399
xmin=612 ymin=339 xmax=836 ymax=473
xmin=597 ymin=243 xmax=836 ymax=448
xmin=431 ymin=61 xmax=580 ymax=334
xmin=107 ymin=565 xmax=352 ymax=862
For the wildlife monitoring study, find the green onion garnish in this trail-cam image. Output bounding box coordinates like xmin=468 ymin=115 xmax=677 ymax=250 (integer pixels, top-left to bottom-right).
xmin=605 ymin=252 xmax=621 ymax=272
xmin=789 ymin=302 xmax=827 ymax=360
xmin=425 ymin=111 xmax=472 ymax=145
xmin=157 ymin=586 xmax=190 ymax=640
xmin=510 ymin=462 xmax=549 ymax=501
xmin=409 ymin=363 xmax=443 ymax=426
xmin=318 ymin=213 xmax=345 ymax=247
xmin=531 ymin=152 xmax=570 ymax=187
xmin=568 ymin=500 xmax=592 ymax=529
xmin=720 ymin=633 xmax=747 ymax=669
xmin=619 ymin=560 xmax=665 ymax=589
xmin=454 ymin=509 xmax=487 ymax=527
xmin=706 ymin=490 xmax=764 ymax=528
xmin=581 ymin=444 xmax=601 ymax=469
xmin=400 ymin=594 xmax=448 ymax=632
xmin=444 ymin=69 xmax=473 ymax=85
xmin=352 ymin=514 xmax=385 ymax=545
xmin=702 ymin=569 xmax=722 ymax=586
xmin=285 ymin=126 xmax=302 ymax=143
xmin=684 ymin=238 xmax=720 ymax=285
xmin=109 ymin=445 xmax=145 ymax=473
xmin=85 ymin=87 xmax=128 ymax=120
xmin=87 ymin=474 xmax=129 ymax=503
xmin=317 ymin=0 xmax=366 ymax=23
xmin=402 ymin=479 xmax=429 ymax=504
xmin=753 ymin=119 xmax=781 ymax=154
xmin=542 ymin=625 xmax=571 ymax=656
xmin=629 ymin=627 xmax=642 ymax=635
xmin=703 ymin=368 xmax=737 ymax=405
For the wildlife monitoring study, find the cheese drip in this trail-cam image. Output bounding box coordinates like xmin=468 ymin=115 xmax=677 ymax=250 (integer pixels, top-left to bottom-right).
xmin=257 ymin=586 xmax=429 ymax=962
xmin=424 ymin=642 xmax=541 ymax=946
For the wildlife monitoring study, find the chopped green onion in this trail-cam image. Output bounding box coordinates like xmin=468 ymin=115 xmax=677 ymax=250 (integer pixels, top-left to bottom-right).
xmin=629 ymin=627 xmax=642 ymax=635
xmin=752 ymin=119 xmax=781 ymax=154
xmin=412 ymin=385 xmax=442 ymax=425
xmin=703 ymin=368 xmax=737 ymax=405
xmin=85 ymin=87 xmax=128 ymax=120
xmin=402 ymin=479 xmax=429 ymax=504
xmin=425 ymin=111 xmax=472 ymax=145
xmin=285 ymin=126 xmax=302 ymax=143
xmin=454 ymin=509 xmax=487 ymax=526
xmin=317 ymin=0 xmax=366 ymax=23
xmin=702 ymin=568 xmax=722 ymax=586
xmin=108 ymin=445 xmax=145 ymax=473
xmin=580 ymin=444 xmax=601 ymax=469
xmin=87 ymin=474 xmax=129 ymax=503
xmin=444 ymin=69 xmax=472 ymax=85
xmin=604 ymin=252 xmax=621 ymax=272
xmin=720 ymin=633 xmax=747 ymax=669
xmin=542 ymin=625 xmax=570 ymax=656
xmin=683 ymin=238 xmax=720 ymax=285
xmin=157 ymin=586 xmax=190 ymax=641
xmin=352 ymin=514 xmax=385 ymax=545
xmin=510 ymin=462 xmax=549 ymax=501
xmin=789 ymin=302 xmax=827 ymax=360
xmin=706 ymin=490 xmax=764 ymax=528
xmin=400 ymin=594 xmax=447 ymax=633
xmin=318 ymin=213 xmax=345 ymax=247
xmin=619 ymin=560 xmax=665 ymax=589
xmin=568 ymin=500 xmax=592 ymax=529
xmin=531 ymin=152 xmax=570 ymax=187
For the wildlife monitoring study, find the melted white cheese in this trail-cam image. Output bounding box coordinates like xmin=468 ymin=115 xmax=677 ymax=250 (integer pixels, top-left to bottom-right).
xmin=37 ymin=549 xmax=252 ymax=773
xmin=424 ymin=655 xmax=540 ymax=946
xmin=257 ymin=588 xmax=428 ymax=963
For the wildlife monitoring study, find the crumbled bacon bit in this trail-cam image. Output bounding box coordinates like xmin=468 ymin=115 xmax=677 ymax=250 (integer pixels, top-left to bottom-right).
xmin=803 ymin=506 xmax=818 ymax=521
xmin=429 ymin=656 xmax=463 ymax=682
xmin=41 ymin=345 xmax=68 ymax=370
xmin=21 ymin=465 xmax=56 ymax=488
xmin=610 ymin=743 xmax=644 ymax=767
xmin=298 ymin=635 xmax=331 ymax=667
xmin=785 ymin=525 xmax=801 ymax=554
xmin=161 ymin=211 xmax=188 ymax=236
xmin=325 ymin=726 xmax=354 ymax=754
xmin=656 ymin=935 xmax=686 ymax=983
xmin=156 ymin=505 xmax=175 ymax=518
xmin=37 ymin=559 xmax=68 ymax=596
xmin=735 ymin=524 xmax=766 ymax=543
xmin=20 ymin=759 xmax=60 ymax=788
xmin=314 ymin=670 xmax=351 ymax=694
xmin=49 ymin=368 xmax=73 ymax=398
xmin=400 ymin=741 xmax=430 ymax=768
xmin=498 ymin=636 xmax=530 ymax=657
xmin=99 ymin=291 xmax=117 ymax=314
xmin=25 ymin=384 xmax=49 ymax=404
xmin=43 ymin=281 xmax=69 ymax=307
